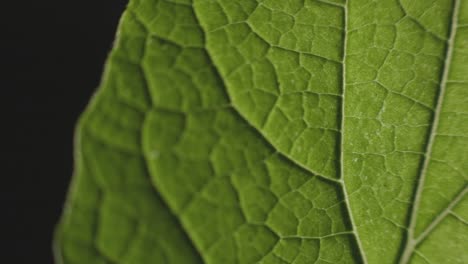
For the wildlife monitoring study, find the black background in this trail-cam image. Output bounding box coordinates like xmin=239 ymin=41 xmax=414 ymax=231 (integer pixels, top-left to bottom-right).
xmin=4 ymin=1 xmax=128 ymax=263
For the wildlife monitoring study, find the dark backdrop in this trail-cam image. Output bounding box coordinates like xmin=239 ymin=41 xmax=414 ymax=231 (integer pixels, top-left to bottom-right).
xmin=4 ymin=1 xmax=128 ymax=263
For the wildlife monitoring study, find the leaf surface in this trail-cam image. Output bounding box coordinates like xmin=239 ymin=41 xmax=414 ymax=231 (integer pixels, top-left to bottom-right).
xmin=55 ymin=0 xmax=468 ymax=263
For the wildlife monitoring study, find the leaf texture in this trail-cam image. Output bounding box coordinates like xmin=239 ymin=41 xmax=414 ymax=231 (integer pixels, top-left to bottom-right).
xmin=55 ymin=0 xmax=468 ymax=263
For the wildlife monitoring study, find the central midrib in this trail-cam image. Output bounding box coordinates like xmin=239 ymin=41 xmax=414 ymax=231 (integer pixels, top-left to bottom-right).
xmin=398 ymin=0 xmax=461 ymax=263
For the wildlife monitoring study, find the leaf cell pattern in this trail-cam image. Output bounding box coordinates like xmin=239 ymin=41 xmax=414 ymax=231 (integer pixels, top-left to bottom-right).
xmin=55 ymin=0 xmax=468 ymax=263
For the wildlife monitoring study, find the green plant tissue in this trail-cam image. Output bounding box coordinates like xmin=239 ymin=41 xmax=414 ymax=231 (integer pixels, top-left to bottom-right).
xmin=55 ymin=0 xmax=468 ymax=263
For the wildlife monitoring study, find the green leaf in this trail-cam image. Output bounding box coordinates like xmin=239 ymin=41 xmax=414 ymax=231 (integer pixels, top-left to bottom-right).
xmin=55 ymin=0 xmax=468 ymax=263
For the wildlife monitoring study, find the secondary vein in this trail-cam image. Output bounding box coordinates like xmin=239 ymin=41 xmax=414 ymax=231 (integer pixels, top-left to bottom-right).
xmin=414 ymin=186 xmax=467 ymax=245
xmin=339 ymin=1 xmax=369 ymax=263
